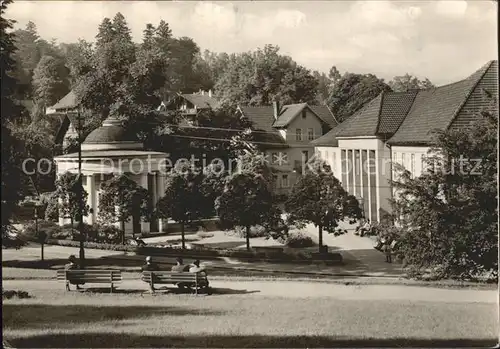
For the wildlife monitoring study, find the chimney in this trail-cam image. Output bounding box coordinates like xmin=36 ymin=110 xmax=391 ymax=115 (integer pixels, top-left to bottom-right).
xmin=272 ymin=100 xmax=280 ymax=120
xmin=208 ymin=89 xmax=212 ymax=98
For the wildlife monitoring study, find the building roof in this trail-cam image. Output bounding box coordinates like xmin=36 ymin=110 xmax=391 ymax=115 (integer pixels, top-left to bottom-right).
xmin=180 ymin=93 xmax=219 ymax=109
xmin=313 ymin=60 xmax=498 ymax=147
xmin=388 ymin=60 xmax=497 ymax=145
xmin=55 ymin=150 xmax=167 ymax=159
xmin=272 ymin=103 xmax=309 ymax=128
xmin=83 ymin=116 xmax=139 ymax=144
xmin=309 ymin=105 xmax=338 ymax=128
xmin=238 ymin=106 xmax=287 ymax=148
xmin=50 ymin=90 xmax=78 ymax=111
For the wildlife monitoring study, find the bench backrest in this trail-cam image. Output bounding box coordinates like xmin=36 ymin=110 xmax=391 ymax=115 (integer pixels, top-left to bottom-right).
xmin=57 ymin=269 xmax=122 ymax=282
xmin=141 ymin=271 xmax=207 ymax=284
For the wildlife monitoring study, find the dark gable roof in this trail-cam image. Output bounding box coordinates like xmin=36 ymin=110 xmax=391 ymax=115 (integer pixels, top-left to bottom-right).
xmin=377 ymin=91 xmax=419 ymax=135
xmin=50 ymin=90 xmax=78 ymax=111
xmin=388 ymin=60 xmax=496 ymax=145
xmin=180 ymin=93 xmax=219 ymax=109
xmin=272 ymin=103 xmax=308 ymax=127
xmin=238 ymin=106 xmax=287 ymax=148
xmin=314 ymin=60 xmax=497 ymax=147
xmin=309 ymin=105 xmax=338 ymax=128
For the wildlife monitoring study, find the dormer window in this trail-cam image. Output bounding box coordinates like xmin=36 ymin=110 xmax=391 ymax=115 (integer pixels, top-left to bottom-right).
xmin=302 ymin=110 xmax=306 ymax=119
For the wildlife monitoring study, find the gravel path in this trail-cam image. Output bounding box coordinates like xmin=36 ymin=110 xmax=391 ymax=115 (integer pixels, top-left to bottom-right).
xmin=3 ymin=279 xmax=497 ymax=303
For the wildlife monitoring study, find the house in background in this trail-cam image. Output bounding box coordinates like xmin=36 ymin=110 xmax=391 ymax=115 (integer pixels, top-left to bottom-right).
xmin=313 ymin=60 xmax=498 ymax=223
xmin=46 ymin=90 xmax=81 ymax=150
xmin=158 ymin=89 xmax=219 ymax=124
xmin=238 ymin=101 xmax=337 ymax=195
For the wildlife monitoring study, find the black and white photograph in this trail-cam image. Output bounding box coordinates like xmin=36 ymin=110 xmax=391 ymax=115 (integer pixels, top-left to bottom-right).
xmin=1 ymin=0 xmax=498 ymax=348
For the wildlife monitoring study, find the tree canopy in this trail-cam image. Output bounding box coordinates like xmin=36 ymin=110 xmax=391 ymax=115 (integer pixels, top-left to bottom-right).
xmin=327 ymin=72 xmax=392 ymax=122
xmin=214 ymin=45 xmax=318 ymax=107
xmin=285 ymin=159 xmax=362 ymax=252
xmin=388 ymin=73 xmax=434 ymax=92
xmin=391 ymin=93 xmax=497 ymax=281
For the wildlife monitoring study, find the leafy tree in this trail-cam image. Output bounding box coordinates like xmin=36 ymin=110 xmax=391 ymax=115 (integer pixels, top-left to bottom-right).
xmin=313 ymin=70 xmax=332 ymax=105
xmin=388 ymin=73 xmax=434 ymax=92
xmin=60 ymin=40 xmax=94 ymax=85
xmin=55 ymin=172 xmax=90 ymax=229
xmin=156 ymin=166 xmax=214 ymax=249
xmin=215 ymin=45 xmax=318 ymax=106
xmin=1 ymin=0 xmax=26 ymax=241
xmin=98 ymin=174 xmax=151 ymax=244
xmin=391 ymin=94 xmax=497 ymax=281
xmin=216 ymin=158 xmax=281 ymax=250
xmin=285 ymin=159 xmax=362 ymax=252
xmin=327 ymin=73 xmax=391 ymax=122
xmin=328 ymin=66 xmax=341 ymax=86
xmin=32 ymin=55 xmax=70 ymax=113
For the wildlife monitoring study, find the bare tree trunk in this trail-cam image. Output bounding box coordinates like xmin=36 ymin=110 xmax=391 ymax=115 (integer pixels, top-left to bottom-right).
xmin=181 ymin=222 xmax=186 ymax=249
xmin=318 ymin=225 xmax=323 ymax=253
xmin=246 ymin=225 xmax=250 ymax=251
xmin=121 ymin=219 xmax=125 ymax=245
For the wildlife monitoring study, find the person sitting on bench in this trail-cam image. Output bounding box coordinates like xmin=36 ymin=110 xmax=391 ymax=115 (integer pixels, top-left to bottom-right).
xmin=141 ymin=256 xmax=160 ymax=271
xmin=171 ymin=257 xmax=185 ymax=272
xmin=171 ymin=257 xmax=189 ymax=289
xmin=65 ymin=255 xmax=84 ymax=290
xmin=188 ymin=260 xmax=209 ymax=288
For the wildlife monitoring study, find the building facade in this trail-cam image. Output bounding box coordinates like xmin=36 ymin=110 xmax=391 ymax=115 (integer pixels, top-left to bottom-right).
xmin=54 ymin=116 xmax=169 ymax=234
xmin=313 ymin=60 xmax=498 ymax=222
xmin=239 ymin=102 xmax=337 ymax=194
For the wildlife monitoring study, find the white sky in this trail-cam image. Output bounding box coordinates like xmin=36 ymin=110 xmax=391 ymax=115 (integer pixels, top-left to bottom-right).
xmin=6 ymin=0 xmax=498 ymax=85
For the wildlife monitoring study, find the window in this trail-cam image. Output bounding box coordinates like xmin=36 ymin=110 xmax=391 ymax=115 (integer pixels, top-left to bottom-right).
xmin=401 ymin=153 xmax=406 ymax=169
xmin=295 ymin=128 xmax=302 ymax=141
xmin=273 ymin=175 xmax=279 ymax=188
xmin=410 ymin=154 xmax=415 ymax=178
xmin=308 ymin=128 xmax=314 ymax=140
xmin=302 ymin=110 xmax=306 ymax=119
xmin=282 ymin=174 xmax=289 ymax=188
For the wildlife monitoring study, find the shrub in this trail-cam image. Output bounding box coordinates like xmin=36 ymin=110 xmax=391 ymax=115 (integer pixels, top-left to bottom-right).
xmin=96 ymin=225 xmax=122 ymax=244
xmin=47 ymin=239 xmax=136 ymax=252
xmin=21 ymin=220 xmax=62 ymax=241
xmin=230 ymin=225 xmax=268 ymax=238
xmin=2 ymin=289 xmax=32 ymax=300
xmin=285 ymin=232 xmax=314 ymax=248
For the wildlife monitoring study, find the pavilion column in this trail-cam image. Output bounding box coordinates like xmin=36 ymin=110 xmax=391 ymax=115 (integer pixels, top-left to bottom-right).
xmin=139 ymin=174 xmax=150 ymax=233
xmin=87 ymin=174 xmax=96 ymax=225
xmin=157 ymin=173 xmax=166 ymax=232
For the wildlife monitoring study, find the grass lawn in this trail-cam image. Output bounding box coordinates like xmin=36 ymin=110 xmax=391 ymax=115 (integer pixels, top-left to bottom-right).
xmin=3 ymin=289 xmax=497 ymax=348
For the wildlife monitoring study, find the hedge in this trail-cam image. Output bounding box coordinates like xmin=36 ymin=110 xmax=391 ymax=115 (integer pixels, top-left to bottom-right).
xmin=47 ymin=239 xmax=136 ymax=252
xmin=46 ymin=240 xmax=343 ymax=264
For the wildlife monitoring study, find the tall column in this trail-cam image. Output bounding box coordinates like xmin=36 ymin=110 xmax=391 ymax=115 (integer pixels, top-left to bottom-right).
xmin=157 ymin=173 xmax=166 ymax=232
xmin=87 ymin=174 xmax=96 ymax=225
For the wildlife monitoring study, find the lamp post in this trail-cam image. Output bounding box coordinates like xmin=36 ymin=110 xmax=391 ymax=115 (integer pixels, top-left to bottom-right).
xmin=35 ymin=204 xmax=47 ymax=261
xmin=77 ymin=110 xmax=85 ymax=269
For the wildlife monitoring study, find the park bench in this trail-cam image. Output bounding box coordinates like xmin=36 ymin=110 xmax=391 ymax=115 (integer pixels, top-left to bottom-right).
xmin=56 ymin=269 xmax=122 ymax=292
xmin=141 ymin=271 xmax=211 ymax=295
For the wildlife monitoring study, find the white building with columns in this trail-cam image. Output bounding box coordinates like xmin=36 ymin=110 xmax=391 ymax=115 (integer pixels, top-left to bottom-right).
xmin=54 ymin=116 xmax=169 ymax=235
xmin=313 ymin=60 xmax=498 ymax=223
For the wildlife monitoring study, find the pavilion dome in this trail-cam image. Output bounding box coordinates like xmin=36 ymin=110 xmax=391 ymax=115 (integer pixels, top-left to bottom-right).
xmin=82 ymin=116 xmax=143 ymax=151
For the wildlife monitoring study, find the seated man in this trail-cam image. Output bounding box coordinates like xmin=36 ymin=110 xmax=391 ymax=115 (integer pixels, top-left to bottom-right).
xmin=170 ymin=257 xmax=185 ymax=272
xmin=188 ymin=260 xmax=209 ymax=289
xmin=141 ymin=256 xmax=160 ymax=271
xmin=141 ymin=256 xmax=160 ymax=290
xmin=65 ymin=255 xmax=84 ymax=290
xmin=360 ymin=219 xmax=371 ymax=237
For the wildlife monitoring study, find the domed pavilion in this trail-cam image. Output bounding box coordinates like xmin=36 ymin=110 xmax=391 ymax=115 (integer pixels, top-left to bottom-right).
xmin=54 ymin=116 xmax=169 ymax=234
